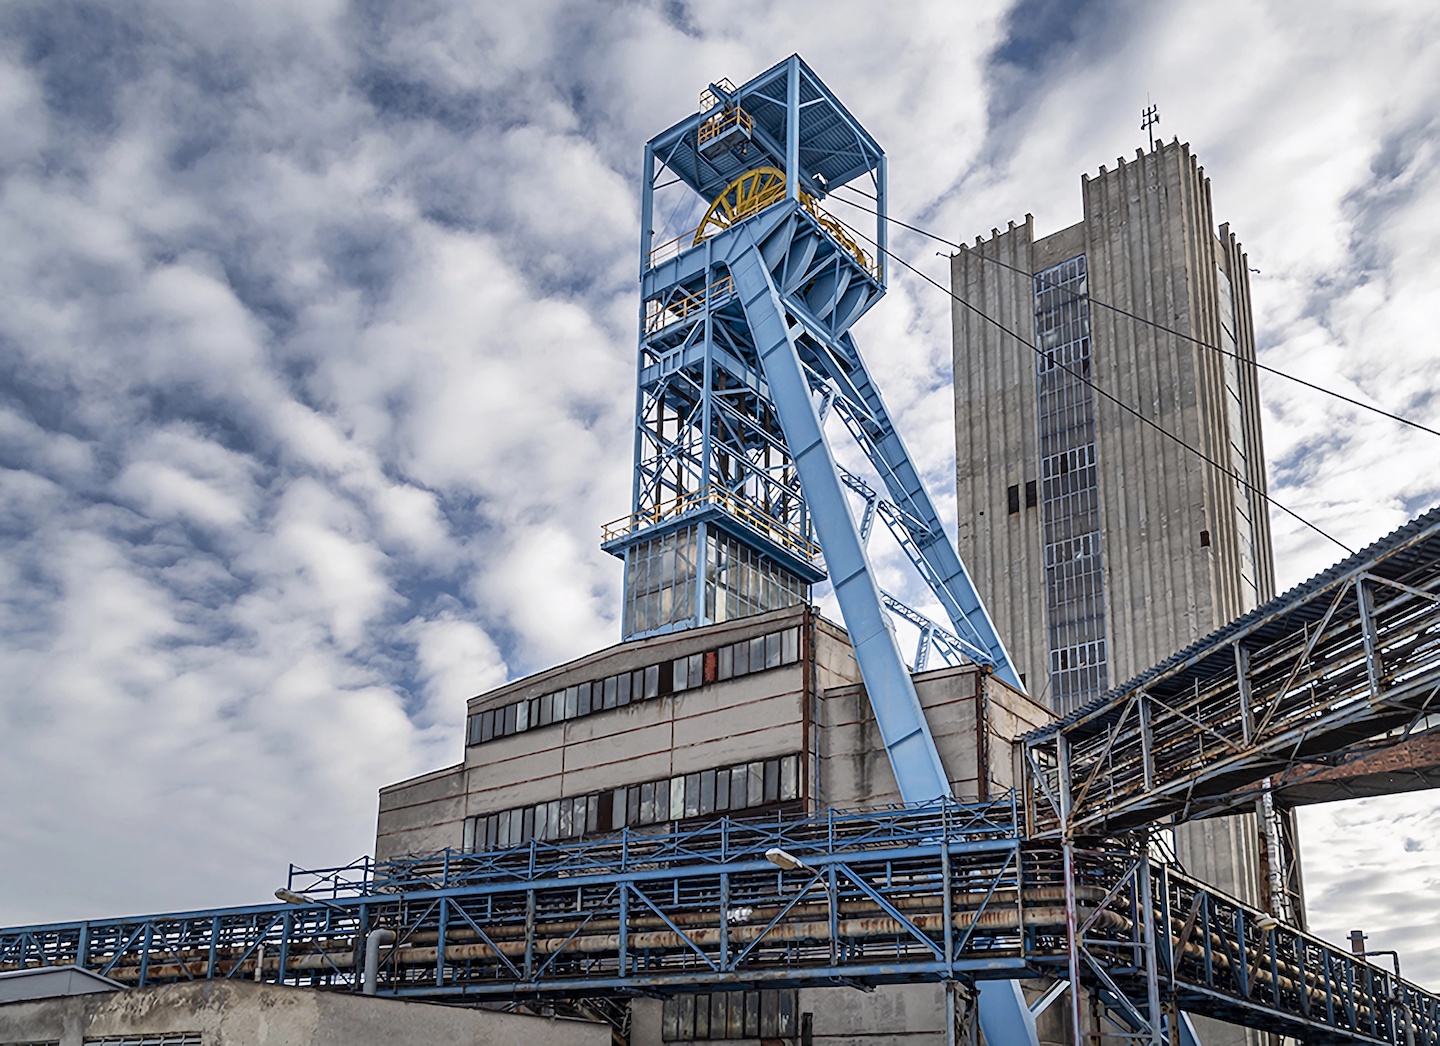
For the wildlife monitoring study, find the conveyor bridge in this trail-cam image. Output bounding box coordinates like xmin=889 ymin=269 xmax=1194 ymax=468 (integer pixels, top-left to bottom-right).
xmin=1023 ymin=507 xmax=1440 ymax=836
xmin=3 ymin=801 xmax=1437 ymax=1045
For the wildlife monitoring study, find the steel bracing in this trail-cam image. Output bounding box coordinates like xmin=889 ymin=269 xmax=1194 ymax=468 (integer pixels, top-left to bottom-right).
xmin=603 ymin=56 xmax=1021 ymax=793
xmin=3 ymin=802 xmax=1436 ymax=1045
xmin=1023 ymin=505 xmax=1440 ymax=838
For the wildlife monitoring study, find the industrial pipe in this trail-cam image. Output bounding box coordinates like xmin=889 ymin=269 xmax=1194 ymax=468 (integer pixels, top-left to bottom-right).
xmin=363 ymin=928 xmax=395 ymax=996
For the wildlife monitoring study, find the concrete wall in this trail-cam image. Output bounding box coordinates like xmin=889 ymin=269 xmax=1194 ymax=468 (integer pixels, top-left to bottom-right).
xmin=378 ymin=605 xmax=846 ymax=861
xmin=818 ymin=666 xmax=1052 ymax=808
xmin=0 ymin=980 xmax=607 ymax=1046
xmin=950 ymin=141 xmax=1276 ymax=1046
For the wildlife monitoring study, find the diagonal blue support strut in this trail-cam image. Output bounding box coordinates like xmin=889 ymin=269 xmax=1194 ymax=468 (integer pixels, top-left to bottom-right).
xmin=728 ymin=232 xmax=953 ymax=803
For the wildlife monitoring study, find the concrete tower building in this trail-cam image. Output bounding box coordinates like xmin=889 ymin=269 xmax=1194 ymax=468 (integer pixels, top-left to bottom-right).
xmin=951 ymin=141 xmax=1285 ymax=1046
xmin=951 ymin=140 xmax=1273 ymax=714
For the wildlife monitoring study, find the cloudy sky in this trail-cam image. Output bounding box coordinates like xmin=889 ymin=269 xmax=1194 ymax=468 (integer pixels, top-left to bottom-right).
xmin=2 ymin=0 xmax=1438 ymax=986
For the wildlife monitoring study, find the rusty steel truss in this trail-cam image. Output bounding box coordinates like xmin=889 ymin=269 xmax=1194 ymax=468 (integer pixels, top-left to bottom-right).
xmin=2 ymin=800 xmax=1436 ymax=1045
xmin=1023 ymin=506 xmax=1440 ymax=837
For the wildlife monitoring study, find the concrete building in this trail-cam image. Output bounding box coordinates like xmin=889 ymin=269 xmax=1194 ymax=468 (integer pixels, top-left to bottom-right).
xmin=0 ymin=978 xmax=607 ymax=1046
xmin=950 ymin=140 xmax=1286 ymax=1046
xmin=378 ymin=602 xmax=1054 ymax=1044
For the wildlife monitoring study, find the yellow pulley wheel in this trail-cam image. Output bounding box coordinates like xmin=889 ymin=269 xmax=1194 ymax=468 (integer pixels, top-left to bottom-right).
xmin=692 ymin=166 xmax=789 ymax=245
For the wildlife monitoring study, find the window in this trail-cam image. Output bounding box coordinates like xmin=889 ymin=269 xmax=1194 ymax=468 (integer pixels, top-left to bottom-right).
xmin=1034 ymin=254 xmax=1109 ymax=712
xmin=1007 ymin=484 xmax=1020 ymax=515
xmin=1025 ymin=480 xmax=1038 ymax=508
xmin=663 ymin=990 xmax=798 ymax=1040
xmin=1200 ymin=529 xmax=1212 ymax=547
xmin=465 ymin=628 xmax=802 ymax=746
xmin=624 ymin=525 xmax=700 ymax=635
xmin=463 ymin=754 xmax=803 ymax=852
xmin=714 ymin=626 xmax=801 ymax=681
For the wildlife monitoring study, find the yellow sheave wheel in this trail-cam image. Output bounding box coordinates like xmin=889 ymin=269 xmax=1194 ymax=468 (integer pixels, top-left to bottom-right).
xmin=692 ymin=166 xmax=789 ymax=245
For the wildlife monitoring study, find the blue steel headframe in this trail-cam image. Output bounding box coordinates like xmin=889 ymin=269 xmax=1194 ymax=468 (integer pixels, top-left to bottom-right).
xmin=604 ymin=55 xmax=1023 ymax=801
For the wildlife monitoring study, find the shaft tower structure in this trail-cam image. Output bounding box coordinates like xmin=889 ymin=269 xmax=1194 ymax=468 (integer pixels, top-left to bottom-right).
xmin=602 ymin=55 xmax=1022 ymax=804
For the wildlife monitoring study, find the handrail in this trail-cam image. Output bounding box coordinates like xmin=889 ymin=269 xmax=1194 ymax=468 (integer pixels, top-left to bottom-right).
xmin=601 ymin=483 xmax=819 ymax=563
xmin=644 ymin=275 xmax=735 ymax=333
xmin=646 ymin=171 xmax=880 ymax=281
xmin=697 ymin=105 xmax=752 ymax=148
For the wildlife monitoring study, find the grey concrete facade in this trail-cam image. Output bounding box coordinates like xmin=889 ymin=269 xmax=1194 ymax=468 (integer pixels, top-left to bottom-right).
xmin=377 ymin=604 xmax=1054 ymax=1045
xmin=0 ymin=979 xmax=607 ymax=1046
xmin=951 ymin=141 xmax=1283 ymax=1046
xmin=379 ymin=604 xmax=1052 ymax=860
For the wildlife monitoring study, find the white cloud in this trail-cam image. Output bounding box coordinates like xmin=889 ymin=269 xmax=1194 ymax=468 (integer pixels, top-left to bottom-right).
xmin=1 ymin=0 xmax=1438 ymax=995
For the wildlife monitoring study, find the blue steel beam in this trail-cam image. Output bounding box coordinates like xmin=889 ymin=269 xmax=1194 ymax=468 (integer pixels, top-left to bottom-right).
xmin=727 ymin=233 xmax=951 ymax=803
xmin=2 ymin=802 xmax=1433 ymax=1045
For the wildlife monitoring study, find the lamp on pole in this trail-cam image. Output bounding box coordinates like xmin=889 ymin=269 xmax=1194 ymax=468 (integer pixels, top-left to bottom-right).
xmin=765 ymin=848 xmax=837 ymax=966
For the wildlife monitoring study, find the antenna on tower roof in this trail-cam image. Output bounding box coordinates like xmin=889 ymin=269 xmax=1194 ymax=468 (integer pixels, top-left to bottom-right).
xmin=1141 ymin=98 xmax=1160 ymax=151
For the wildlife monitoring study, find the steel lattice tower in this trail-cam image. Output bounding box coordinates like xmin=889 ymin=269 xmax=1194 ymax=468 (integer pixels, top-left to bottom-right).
xmin=602 ymin=55 xmax=1023 ymax=804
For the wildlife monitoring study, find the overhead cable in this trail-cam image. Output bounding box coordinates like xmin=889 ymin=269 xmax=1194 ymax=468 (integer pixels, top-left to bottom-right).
xmin=831 ymin=186 xmax=1440 ymax=442
xmin=825 ymin=210 xmax=1356 ymax=555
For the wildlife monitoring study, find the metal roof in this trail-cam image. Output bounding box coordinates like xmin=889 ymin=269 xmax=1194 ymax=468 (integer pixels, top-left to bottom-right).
xmin=648 ymin=55 xmax=883 ymax=205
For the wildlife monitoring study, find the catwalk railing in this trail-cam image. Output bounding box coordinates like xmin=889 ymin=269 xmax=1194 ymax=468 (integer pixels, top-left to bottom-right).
xmin=2 ymin=801 xmax=1435 ymax=1044
xmin=1024 ymin=506 xmax=1440 ymax=836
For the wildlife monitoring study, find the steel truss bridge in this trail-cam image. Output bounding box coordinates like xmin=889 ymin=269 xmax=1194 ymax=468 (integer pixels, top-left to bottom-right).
xmin=3 ymin=801 xmax=1437 ymax=1046
xmin=6 ymin=50 xmax=1440 ymax=1045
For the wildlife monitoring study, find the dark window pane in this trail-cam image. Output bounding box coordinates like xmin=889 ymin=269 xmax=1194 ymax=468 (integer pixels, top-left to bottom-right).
xmin=635 ymin=782 xmax=651 ymax=824
xmin=522 ymin=805 xmax=535 ymax=842
xmin=480 ymin=711 xmax=494 ymax=743
xmin=503 ymin=704 xmax=517 ymax=736
xmin=694 ymin=992 xmax=709 ymax=1038
xmin=654 ymin=779 xmax=670 ymax=821
xmin=538 ymin=695 xmax=552 ymax=727
xmin=1007 ymin=483 xmax=1021 ymax=514
xmin=780 ymin=754 xmax=799 ymax=801
xmin=683 ymin=773 xmax=699 ymax=817
xmin=657 ymin=660 xmax=673 ymax=695
xmin=530 ymin=697 xmax=541 ymax=727
xmin=577 ymin=681 xmax=592 ymax=716
xmin=699 ymin=769 xmax=716 ymax=815
xmin=714 ymin=769 xmax=731 ymax=812
xmin=764 ymin=759 xmax=780 ymax=803
xmin=733 ymin=639 xmax=750 ymax=676
xmin=1025 ymin=479 xmax=1038 ymax=508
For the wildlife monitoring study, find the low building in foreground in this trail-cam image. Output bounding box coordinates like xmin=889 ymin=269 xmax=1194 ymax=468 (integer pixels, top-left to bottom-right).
xmin=378 ymin=603 xmax=1054 ymax=1044
xmin=0 ymin=976 xmax=607 ymax=1046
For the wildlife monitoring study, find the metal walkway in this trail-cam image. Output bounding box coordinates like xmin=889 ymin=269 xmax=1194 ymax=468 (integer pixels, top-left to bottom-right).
xmin=3 ymin=802 xmax=1436 ymax=1045
xmin=1023 ymin=506 xmax=1440 ymax=836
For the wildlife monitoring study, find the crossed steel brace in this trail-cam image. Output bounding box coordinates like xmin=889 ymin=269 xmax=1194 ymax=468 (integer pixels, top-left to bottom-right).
xmin=2 ymin=800 xmax=1432 ymax=1046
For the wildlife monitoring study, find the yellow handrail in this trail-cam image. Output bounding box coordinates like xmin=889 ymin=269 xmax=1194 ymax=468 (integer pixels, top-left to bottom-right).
xmin=601 ymin=484 xmax=819 ymax=563
xmin=697 ymin=106 xmax=753 ymax=148
xmin=644 ymin=276 xmax=735 ymax=333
